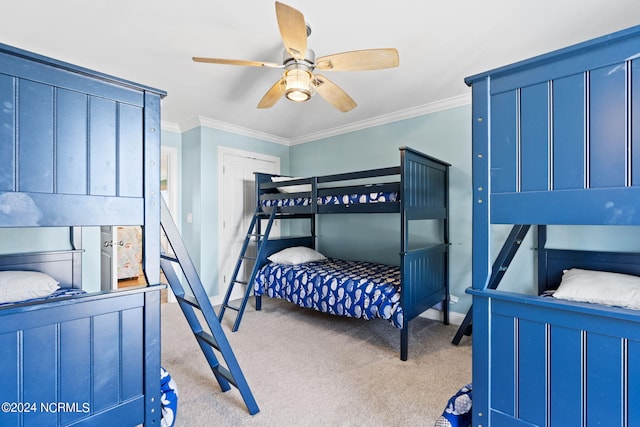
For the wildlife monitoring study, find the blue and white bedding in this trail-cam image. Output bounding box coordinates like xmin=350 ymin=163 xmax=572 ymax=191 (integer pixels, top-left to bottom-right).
xmin=0 ymin=288 xmax=86 ymax=307
xmin=261 ymin=191 xmax=399 ymax=208
xmin=254 ymin=258 xmax=403 ymax=328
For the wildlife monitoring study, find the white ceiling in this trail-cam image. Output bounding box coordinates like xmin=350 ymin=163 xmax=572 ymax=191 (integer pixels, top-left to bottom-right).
xmin=3 ymin=1 xmax=640 ymax=143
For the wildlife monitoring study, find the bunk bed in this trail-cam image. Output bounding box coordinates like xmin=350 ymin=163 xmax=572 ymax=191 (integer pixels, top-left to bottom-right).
xmin=0 ymin=43 xmax=165 ymax=426
xmin=466 ymin=25 xmax=640 ymax=426
xmin=250 ymin=147 xmax=450 ymax=361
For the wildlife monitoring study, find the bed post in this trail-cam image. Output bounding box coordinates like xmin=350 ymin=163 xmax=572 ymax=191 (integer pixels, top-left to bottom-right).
xmin=470 ymin=77 xmax=491 ymax=427
xmin=143 ymin=91 xmax=162 ymax=286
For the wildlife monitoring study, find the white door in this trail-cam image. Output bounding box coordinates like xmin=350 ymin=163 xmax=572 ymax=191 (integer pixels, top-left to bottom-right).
xmin=100 ymin=226 xmax=118 ymax=290
xmin=217 ymin=148 xmax=280 ymax=306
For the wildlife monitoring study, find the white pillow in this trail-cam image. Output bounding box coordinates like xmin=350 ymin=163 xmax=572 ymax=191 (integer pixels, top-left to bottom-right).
xmin=271 ymin=176 xmax=311 ymax=193
xmin=0 ymin=270 xmax=60 ymax=303
xmin=267 ymin=246 xmax=326 ymax=265
xmin=552 ymin=268 xmax=640 ymax=309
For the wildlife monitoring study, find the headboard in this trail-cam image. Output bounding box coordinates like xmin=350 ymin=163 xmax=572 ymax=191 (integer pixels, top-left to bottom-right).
xmin=466 ymin=25 xmax=640 ymax=226
xmin=0 ymin=250 xmax=82 ymax=288
xmin=538 ymin=249 xmax=640 ymax=294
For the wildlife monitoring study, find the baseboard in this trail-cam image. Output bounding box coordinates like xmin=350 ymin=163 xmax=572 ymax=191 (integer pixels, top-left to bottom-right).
xmin=419 ymin=308 xmax=466 ymax=325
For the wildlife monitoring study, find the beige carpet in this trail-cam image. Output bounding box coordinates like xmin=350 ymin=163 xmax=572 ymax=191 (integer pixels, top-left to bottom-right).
xmin=161 ymin=298 xmax=472 ymax=426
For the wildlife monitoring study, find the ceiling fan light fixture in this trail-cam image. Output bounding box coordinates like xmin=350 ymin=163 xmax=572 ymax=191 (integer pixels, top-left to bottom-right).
xmin=283 ymin=66 xmax=314 ymax=102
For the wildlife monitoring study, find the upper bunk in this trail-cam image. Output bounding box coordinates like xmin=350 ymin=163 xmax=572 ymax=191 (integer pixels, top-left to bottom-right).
xmin=255 ymin=146 xmax=450 ymax=220
xmin=0 ymin=42 xmax=166 ymax=285
xmin=0 ymin=42 xmax=166 ymax=229
xmin=466 ymin=24 xmax=640 ymax=226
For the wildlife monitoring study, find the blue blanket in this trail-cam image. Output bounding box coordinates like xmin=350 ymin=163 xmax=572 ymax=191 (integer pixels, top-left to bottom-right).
xmin=261 ymin=191 xmax=398 ymax=208
xmin=254 ymin=258 xmax=403 ymax=328
xmin=0 ymin=288 xmax=86 ymax=307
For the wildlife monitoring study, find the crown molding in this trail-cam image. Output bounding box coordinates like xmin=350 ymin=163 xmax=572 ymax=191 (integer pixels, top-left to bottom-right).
xmin=160 ymin=93 xmax=471 ymax=144
xmin=161 ymin=121 xmax=181 ymax=133
xmin=288 ymin=93 xmax=471 ymax=145
xmin=178 ymin=116 xmax=289 ymax=145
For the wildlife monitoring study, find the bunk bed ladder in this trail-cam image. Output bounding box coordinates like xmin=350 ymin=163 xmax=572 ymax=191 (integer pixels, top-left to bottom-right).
xmin=219 ymin=207 xmax=278 ymax=332
xmin=452 ymin=224 xmax=531 ymax=345
xmin=159 ymin=198 xmax=259 ymax=415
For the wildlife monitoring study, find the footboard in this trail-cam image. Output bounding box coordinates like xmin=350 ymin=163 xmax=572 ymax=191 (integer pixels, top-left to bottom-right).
xmin=470 ymin=288 xmax=640 ymax=426
xmin=0 ymin=286 xmax=162 ymax=426
xmin=401 ymin=244 xmax=449 ymax=321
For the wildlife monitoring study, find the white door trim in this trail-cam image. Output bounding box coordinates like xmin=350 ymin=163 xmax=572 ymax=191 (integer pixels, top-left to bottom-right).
xmin=216 ymin=146 xmax=281 ymax=306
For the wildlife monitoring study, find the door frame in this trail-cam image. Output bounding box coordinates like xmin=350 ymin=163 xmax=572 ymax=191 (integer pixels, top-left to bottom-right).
xmin=216 ymin=146 xmax=281 ymax=306
xmin=161 ymin=145 xmax=179 ymax=302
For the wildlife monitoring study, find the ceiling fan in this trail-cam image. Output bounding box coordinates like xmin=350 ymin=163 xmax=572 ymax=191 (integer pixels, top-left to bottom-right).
xmin=193 ymin=1 xmax=399 ymax=112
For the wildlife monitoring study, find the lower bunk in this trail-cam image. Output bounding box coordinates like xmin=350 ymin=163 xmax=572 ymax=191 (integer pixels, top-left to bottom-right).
xmin=0 ymin=250 xmax=164 ymax=426
xmin=252 ymin=238 xmax=449 ymax=360
xmin=469 ymin=248 xmax=640 ymax=427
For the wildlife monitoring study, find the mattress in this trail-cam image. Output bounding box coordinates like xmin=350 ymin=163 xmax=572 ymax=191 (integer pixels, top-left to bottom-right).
xmin=0 ymin=288 xmax=86 ymax=308
xmin=254 ymin=258 xmax=403 ymax=328
xmin=261 ymin=191 xmax=399 ymax=208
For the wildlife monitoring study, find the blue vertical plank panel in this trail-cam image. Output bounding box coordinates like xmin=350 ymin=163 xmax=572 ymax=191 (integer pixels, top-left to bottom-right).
xmin=56 ymin=89 xmax=88 ymax=195
xmin=0 ymin=74 xmax=15 ymax=191
xmin=60 ymin=318 xmax=92 ymax=426
xmin=89 ymin=97 xmax=116 ymax=196
xmin=18 ymin=80 xmax=54 ymax=193
xmin=472 ymin=79 xmax=491 ymax=291
xmin=520 ymin=82 xmax=549 ymax=192
xmin=118 ymin=104 xmax=143 ymax=198
xmin=490 ymin=90 xmax=518 ymax=193
xmin=491 ymin=313 xmax=516 ymax=416
xmin=630 ymin=339 xmax=640 ymax=426
xmin=632 ymin=59 xmax=640 ymax=186
xmin=121 ymin=307 xmax=143 ymax=400
xmin=143 ymin=289 xmax=162 ymax=425
xmin=92 ymin=311 xmax=121 ymax=412
xmin=553 ymin=74 xmax=585 ymax=190
xmin=23 ymin=325 xmax=57 ymax=427
xmin=517 ymin=319 xmax=546 ymax=425
xmin=0 ymin=332 xmax=19 ymax=427
xmin=143 ymin=92 xmax=162 ymax=285
xmin=549 ymin=326 xmax=582 ymax=426
xmin=589 ymin=63 xmax=626 ymax=188
xmin=586 ymin=333 xmax=622 ymax=426
xmin=471 ymin=78 xmax=490 ymax=427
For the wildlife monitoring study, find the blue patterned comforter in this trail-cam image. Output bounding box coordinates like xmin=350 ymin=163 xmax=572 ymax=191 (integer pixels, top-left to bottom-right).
xmin=0 ymin=288 xmax=86 ymax=308
xmin=261 ymin=191 xmax=398 ymax=208
xmin=254 ymin=258 xmax=404 ymax=328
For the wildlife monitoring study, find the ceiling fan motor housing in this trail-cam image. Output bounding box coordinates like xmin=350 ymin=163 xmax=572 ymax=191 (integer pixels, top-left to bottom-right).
xmin=282 ymin=49 xmax=316 ymax=102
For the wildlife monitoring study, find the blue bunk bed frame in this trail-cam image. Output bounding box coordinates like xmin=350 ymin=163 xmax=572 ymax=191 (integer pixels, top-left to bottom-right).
xmin=252 ymin=147 xmax=450 ymax=360
xmin=0 ymin=43 xmax=165 ymax=426
xmin=466 ymin=25 xmax=640 ymax=426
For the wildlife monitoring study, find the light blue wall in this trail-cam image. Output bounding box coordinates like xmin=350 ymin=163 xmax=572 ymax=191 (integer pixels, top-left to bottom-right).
xmin=177 ymin=127 xmax=290 ymax=296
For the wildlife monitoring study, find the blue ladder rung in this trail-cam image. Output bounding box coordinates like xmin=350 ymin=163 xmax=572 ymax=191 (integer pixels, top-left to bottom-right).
xmin=195 ymin=330 xmax=222 ymax=351
xmin=160 ymin=254 xmax=179 ymax=262
xmin=176 ymin=294 xmax=200 ymax=309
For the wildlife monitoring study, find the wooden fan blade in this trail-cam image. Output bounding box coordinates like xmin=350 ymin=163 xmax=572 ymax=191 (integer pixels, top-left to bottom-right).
xmin=192 ymin=57 xmax=281 ymax=68
xmin=275 ymin=1 xmax=307 ymax=60
xmin=258 ymin=78 xmax=284 ymax=109
xmin=312 ymin=74 xmax=356 ymax=112
xmin=316 ymin=48 xmax=399 ymax=71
